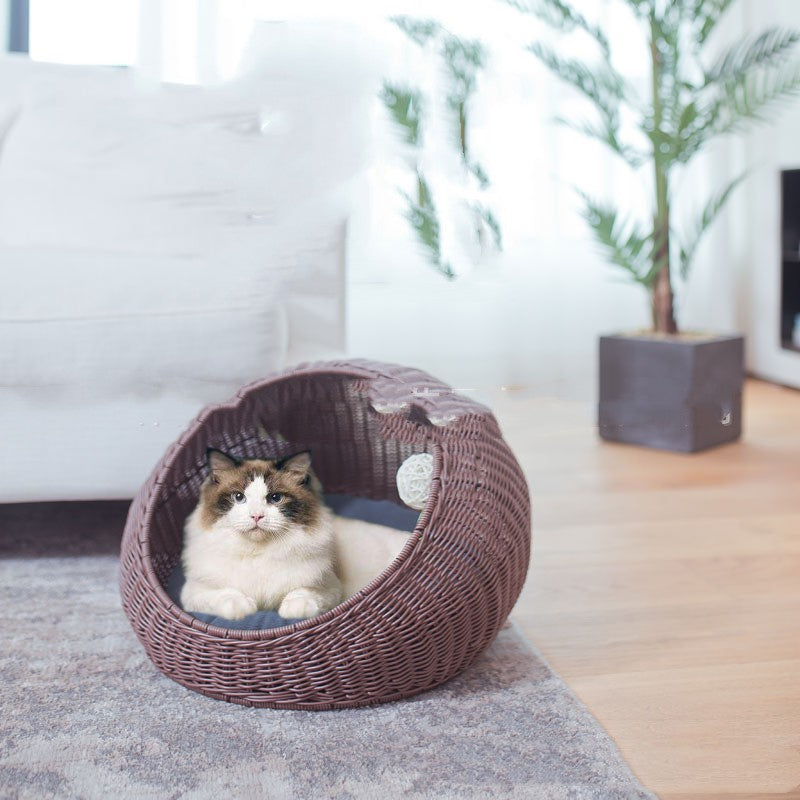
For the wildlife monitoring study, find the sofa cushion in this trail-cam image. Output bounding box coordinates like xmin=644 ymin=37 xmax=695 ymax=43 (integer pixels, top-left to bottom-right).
xmin=0 ymin=247 xmax=289 ymax=397
xmin=0 ymin=59 xmax=357 ymax=257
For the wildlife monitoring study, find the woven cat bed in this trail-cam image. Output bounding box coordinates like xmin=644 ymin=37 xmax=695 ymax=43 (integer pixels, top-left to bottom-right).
xmin=120 ymin=359 xmax=531 ymax=709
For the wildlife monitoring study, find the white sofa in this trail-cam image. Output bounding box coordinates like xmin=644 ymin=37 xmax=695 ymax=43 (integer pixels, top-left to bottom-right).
xmin=0 ymin=32 xmax=372 ymax=502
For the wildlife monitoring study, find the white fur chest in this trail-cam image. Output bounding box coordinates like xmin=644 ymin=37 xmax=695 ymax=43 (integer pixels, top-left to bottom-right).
xmin=182 ymin=506 xmax=335 ymax=610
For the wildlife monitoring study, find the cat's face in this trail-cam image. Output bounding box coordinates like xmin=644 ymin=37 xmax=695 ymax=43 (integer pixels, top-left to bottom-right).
xmin=198 ymin=449 xmax=321 ymax=541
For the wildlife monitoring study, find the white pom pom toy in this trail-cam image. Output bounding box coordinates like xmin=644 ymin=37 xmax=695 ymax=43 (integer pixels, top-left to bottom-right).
xmin=396 ymin=453 xmax=435 ymax=510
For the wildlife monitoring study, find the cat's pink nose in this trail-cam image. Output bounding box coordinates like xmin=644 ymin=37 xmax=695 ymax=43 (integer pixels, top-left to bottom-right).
xmin=251 ymin=514 xmax=264 ymax=523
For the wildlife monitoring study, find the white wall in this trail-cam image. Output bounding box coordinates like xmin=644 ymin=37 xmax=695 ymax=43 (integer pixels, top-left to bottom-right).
xmin=740 ymin=0 xmax=800 ymax=389
xmin=347 ymin=244 xmax=650 ymax=400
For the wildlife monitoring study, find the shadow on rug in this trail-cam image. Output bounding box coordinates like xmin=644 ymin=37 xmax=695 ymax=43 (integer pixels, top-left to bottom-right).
xmin=0 ymin=502 xmax=655 ymax=800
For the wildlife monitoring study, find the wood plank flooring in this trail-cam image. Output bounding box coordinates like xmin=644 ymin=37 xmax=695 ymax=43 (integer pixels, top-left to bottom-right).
xmin=498 ymin=380 xmax=800 ymax=799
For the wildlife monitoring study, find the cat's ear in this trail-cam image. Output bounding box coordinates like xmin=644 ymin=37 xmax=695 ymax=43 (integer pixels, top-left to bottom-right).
xmin=276 ymin=450 xmax=312 ymax=481
xmin=206 ymin=448 xmax=239 ymax=483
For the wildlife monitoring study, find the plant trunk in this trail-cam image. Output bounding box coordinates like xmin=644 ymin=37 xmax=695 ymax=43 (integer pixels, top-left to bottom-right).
xmin=651 ymin=186 xmax=677 ymax=334
xmin=459 ymin=102 xmax=467 ymax=162
xmin=651 ymin=261 xmax=677 ymax=334
xmin=650 ymin=13 xmax=677 ymax=335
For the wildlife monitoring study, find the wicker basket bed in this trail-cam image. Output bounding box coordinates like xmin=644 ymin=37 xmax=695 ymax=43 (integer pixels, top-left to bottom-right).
xmin=120 ymin=359 xmax=531 ymax=709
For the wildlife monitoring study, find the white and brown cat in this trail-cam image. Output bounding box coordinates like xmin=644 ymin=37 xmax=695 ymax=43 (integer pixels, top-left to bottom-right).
xmin=181 ymin=448 xmax=342 ymax=621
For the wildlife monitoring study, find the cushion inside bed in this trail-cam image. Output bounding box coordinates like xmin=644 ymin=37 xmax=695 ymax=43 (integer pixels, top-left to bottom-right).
xmin=167 ymin=494 xmax=420 ymax=630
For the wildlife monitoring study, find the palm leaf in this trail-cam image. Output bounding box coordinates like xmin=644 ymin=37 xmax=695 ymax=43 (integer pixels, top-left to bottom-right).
xmin=469 ymin=161 xmax=490 ymax=190
xmin=390 ymin=16 xmax=440 ymax=47
xmin=619 ymin=0 xmax=651 ymax=21
xmin=472 ymin=203 xmax=503 ymax=250
xmin=505 ymin=0 xmax=611 ymax=58
xmin=442 ymin=35 xmax=486 ymax=154
xmin=381 ymin=83 xmax=424 ymax=146
xmin=443 ymin=35 xmax=485 ymax=103
xmin=676 ymin=63 xmax=800 ymax=162
xmin=694 ymin=0 xmax=737 ymax=44
xmin=670 ymin=96 xmax=720 ymax=164
xmin=709 ymin=63 xmax=800 ymax=134
xmin=401 ymin=174 xmax=455 ymax=279
xmin=528 ymin=43 xmax=626 ymax=123
xmin=556 ymin=116 xmax=646 ymax=168
xmin=705 ymin=28 xmax=800 ymax=85
xmin=578 ymin=192 xmax=653 ymax=287
xmin=678 ymin=171 xmax=748 ymax=279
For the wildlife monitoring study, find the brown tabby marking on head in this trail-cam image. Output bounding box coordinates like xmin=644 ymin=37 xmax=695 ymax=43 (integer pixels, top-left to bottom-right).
xmin=198 ymin=449 xmax=321 ymax=531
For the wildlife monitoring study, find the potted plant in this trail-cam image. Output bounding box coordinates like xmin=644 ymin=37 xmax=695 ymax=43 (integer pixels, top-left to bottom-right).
xmin=511 ymin=0 xmax=800 ymax=451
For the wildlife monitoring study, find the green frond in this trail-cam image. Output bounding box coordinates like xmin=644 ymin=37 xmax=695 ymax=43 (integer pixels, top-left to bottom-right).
xmin=390 ymin=16 xmax=441 ymax=47
xmin=694 ymin=0 xmax=736 ymax=44
xmin=401 ymin=173 xmax=454 ymax=279
xmin=505 ymin=0 xmax=611 ymax=59
xmin=663 ymin=98 xmax=708 ymax=164
xmin=380 ymin=83 xmax=424 ymax=146
xmin=385 ymin=19 xmax=497 ymax=277
xmin=678 ymin=171 xmax=748 ymax=279
xmin=528 ymin=43 xmax=626 ymax=123
xmin=619 ymin=0 xmax=652 ymax=21
xmin=705 ymin=28 xmax=800 ymax=86
xmin=673 ymin=59 xmax=800 ymax=163
xmin=443 ymin=35 xmax=486 ymax=111
xmin=472 ymin=203 xmax=503 ymax=250
xmin=556 ymin=116 xmax=647 ymax=168
xmin=443 ymin=35 xmax=485 ymax=71
xmin=709 ymin=63 xmax=800 ymax=135
xmin=676 ymin=100 xmax=700 ymax=139
xmin=578 ymin=192 xmax=654 ymax=287
xmin=469 ymin=161 xmax=490 ymax=190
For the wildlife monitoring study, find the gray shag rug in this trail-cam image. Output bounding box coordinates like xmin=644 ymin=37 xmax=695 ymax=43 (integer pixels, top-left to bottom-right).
xmin=0 ymin=501 xmax=655 ymax=800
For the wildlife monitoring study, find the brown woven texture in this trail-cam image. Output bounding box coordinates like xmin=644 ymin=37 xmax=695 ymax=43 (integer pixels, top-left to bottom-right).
xmin=119 ymin=359 xmax=531 ymax=709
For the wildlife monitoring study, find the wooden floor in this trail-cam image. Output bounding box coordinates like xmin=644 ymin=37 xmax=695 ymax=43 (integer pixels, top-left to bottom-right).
xmin=498 ymin=380 xmax=800 ymax=800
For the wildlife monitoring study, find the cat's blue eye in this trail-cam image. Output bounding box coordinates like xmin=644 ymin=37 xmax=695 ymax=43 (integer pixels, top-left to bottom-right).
xmin=232 ymin=491 xmax=245 ymax=503
xmin=267 ymin=492 xmax=283 ymax=504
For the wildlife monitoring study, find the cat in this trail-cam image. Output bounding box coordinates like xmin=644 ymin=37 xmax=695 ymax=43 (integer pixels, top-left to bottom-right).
xmin=180 ymin=448 xmax=343 ymax=621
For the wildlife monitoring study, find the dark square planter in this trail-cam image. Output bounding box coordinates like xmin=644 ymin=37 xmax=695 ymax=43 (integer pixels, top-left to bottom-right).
xmin=598 ymin=333 xmax=744 ymax=453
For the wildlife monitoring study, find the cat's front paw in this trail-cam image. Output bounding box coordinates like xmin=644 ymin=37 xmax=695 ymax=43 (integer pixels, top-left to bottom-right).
xmin=215 ymin=590 xmax=258 ymax=620
xmin=279 ymin=588 xmax=323 ymax=619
